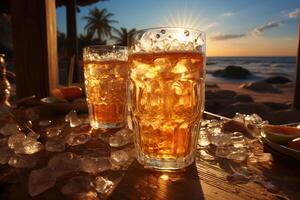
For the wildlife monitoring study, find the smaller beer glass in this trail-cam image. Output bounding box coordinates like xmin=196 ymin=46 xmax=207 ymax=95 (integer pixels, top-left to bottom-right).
xmin=83 ymin=45 xmax=128 ymax=129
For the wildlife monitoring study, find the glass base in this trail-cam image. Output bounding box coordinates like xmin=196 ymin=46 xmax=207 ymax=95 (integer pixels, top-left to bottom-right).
xmin=90 ymin=120 xmax=124 ymax=129
xmin=136 ymin=152 xmax=195 ymax=170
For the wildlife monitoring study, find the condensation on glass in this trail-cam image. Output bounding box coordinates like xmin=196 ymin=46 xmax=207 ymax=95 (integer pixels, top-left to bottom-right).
xmin=128 ymin=28 xmax=206 ymax=169
xmin=83 ymin=46 xmax=128 ymax=129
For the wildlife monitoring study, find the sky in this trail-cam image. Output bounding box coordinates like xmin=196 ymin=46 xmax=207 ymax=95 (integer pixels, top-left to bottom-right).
xmin=56 ymin=0 xmax=300 ymax=56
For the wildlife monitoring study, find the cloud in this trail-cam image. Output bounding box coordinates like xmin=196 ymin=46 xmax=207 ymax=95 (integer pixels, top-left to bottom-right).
xmin=288 ymin=8 xmax=300 ymax=18
xmin=222 ymin=12 xmax=233 ymax=17
xmin=251 ymin=20 xmax=282 ymax=36
xmin=204 ymin=22 xmax=218 ymax=29
xmin=210 ymin=34 xmax=246 ymax=41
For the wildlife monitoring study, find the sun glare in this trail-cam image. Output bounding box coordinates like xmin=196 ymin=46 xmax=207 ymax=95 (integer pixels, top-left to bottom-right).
xmin=163 ymin=5 xmax=214 ymax=32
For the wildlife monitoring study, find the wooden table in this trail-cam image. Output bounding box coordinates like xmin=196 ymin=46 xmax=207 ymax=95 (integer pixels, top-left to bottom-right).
xmin=0 ymin=105 xmax=299 ymax=200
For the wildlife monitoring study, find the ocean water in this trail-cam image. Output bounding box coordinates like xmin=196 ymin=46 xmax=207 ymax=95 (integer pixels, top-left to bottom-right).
xmin=206 ymin=56 xmax=297 ymax=83
xmin=57 ymin=56 xmax=297 ymax=85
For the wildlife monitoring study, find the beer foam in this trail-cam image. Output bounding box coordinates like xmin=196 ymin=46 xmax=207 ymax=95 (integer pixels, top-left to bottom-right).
xmin=131 ymin=28 xmax=205 ymax=53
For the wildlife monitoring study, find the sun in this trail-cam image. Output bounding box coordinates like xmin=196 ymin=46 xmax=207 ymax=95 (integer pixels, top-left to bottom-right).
xmin=161 ymin=4 xmax=216 ymax=32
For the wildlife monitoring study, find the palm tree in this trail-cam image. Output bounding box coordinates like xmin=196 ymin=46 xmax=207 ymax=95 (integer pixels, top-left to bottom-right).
xmin=82 ymin=8 xmax=117 ymax=44
xmin=112 ymin=27 xmax=136 ymax=46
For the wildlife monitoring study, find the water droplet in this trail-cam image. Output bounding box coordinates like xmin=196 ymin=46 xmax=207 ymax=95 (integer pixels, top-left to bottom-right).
xmin=160 ymin=29 xmax=166 ymax=34
xmin=184 ymin=30 xmax=190 ymax=36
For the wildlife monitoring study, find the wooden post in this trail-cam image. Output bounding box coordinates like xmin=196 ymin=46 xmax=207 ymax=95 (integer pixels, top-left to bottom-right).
xmin=66 ymin=0 xmax=79 ymax=83
xmin=11 ymin=0 xmax=58 ymax=98
xmin=294 ymin=22 xmax=300 ymax=109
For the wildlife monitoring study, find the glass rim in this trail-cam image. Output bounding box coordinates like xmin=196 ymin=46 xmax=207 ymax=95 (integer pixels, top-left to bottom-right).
xmin=129 ymin=27 xmax=205 ymax=39
xmin=83 ymin=45 xmax=127 ymax=52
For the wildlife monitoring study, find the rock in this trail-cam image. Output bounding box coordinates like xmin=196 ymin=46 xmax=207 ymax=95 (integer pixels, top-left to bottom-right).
xmin=262 ymin=102 xmax=291 ymax=110
xmin=206 ymin=83 xmax=219 ymax=88
xmin=212 ymin=66 xmax=252 ymax=79
xmin=240 ymin=81 xmax=281 ymax=93
xmin=263 ymin=76 xmax=291 ymax=84
xmin=219 ymin=102 xmax=271 ymax=118
xmin=234 ymin=94 xmax=253 ymax=103
xmin=205 ymin=99 xmax=235 ymax=113
xmin=214 ymin=90 xmax=236 ymax=99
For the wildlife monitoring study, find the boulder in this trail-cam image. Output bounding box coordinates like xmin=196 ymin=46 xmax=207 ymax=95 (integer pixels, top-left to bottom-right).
xmin=234 ymin=94 xmax=254 ymax=103
xmin=240 ymin=81 xmax=281 ymax=93
xmin=262 ymin=102 xmax=291 ymax=110
xmin=263 ymin=76 xmax=292 ymax=84
xmin=205 ymin=99 xmax=235 ymax=114
xmin=214 ymin=90 xmax=237 ymax=99
xmin=219 ymin=102 xmax=272 ymax=119
xmin=206 ymin=83 xmax=219 ymax=88
xmin=212 ymin=65 xmax=252 ymax=79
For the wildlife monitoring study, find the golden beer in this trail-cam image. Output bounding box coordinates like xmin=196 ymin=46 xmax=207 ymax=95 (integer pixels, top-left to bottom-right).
xmin=83 ymin=46 xmax=128 ymax=129
xmin=128 ymin=28 xmax=206 ymax=170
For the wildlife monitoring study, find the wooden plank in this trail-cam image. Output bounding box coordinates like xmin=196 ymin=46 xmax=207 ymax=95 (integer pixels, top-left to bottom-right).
xmin=45 ymin=0 xmax=59 ymax=93
xmin=293 ymin=22 xmax=300 ymax=109
xmin=66 ymin=0 xmax=79 ymax=83
xmin=11 ymin=0 xmax=58 ymax=98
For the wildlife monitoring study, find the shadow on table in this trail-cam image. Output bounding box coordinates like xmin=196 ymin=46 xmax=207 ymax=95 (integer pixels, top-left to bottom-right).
xmin=109 ymin=160 xmax=204 ymax=200
xmin=260 ymin=145 xmax=300 ymax=200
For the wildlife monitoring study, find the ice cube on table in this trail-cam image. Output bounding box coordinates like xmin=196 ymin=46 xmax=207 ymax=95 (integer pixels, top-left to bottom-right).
xmin=110 ymin=150 xmax=129 ymax=165
xmin=80 ymin=156 xmax=112 ymax=174
xmin=199 ymin=150 xmax=215 ymax=161
xmin=215 ymin=146 xmax=234 ymax=158
xmin=0 ymin=123 xmax=21 ymax=136
xmin=28 ymin=167 xmax=56 ymax=196
xmin=226 ymin=147 xmax=248 ymax=162
xmin=8 ymin=154 xmax=37 ymax=168
xmin=14 ymin=138 xmax=44 ymax=154
xmin=48 ymin=152 xmax=81 ymax=177
xmin=0 ymin=146 xmax=13 ymax=164
xmin=247 ymin=139 xmax=264 ymax=154
xmin=65 ymin=110 xmax=77 ymax=122
xmin=27 ymin=131 xmax=40 ymax=140
xmin=46 ymin=127 xmax=62 ymax=138
xmin=70 ymin=117 xmax=82 ymax=128
xmin=65 ymin=110 xmax=82 ymax=127
xmin=45 ymin=139 xmax=66 ymax=152
xmin=227 ymin=172 xmax=250 ymax=184
xmin=198 ymin=130 xmax=210 ymax=147
xmin=38 ymin=120 xmax=52 ymax=127
xmin=231 ymin=132 xmax=246 ymax=148
xmin=65 ymin=133 xmax=91 ymax=146
xmin=93 ymin=176 xmax=114 ymax=194
xmin=233 ymin=113 xmax=246 ymax=123
xmin=245 ymin=113 xmax=263 ymax=125
xmin=210 ymin=133 xmax=232 ymax=147
xmin=247 ymin=153 xmax=273 ymax=164
xmin=61 ymin=175 xmax=93 ymax=196
xmin=8 ymin=133 xmax=26 ymax=149
xmin=109 ymin=129 xmax=132 ymax=147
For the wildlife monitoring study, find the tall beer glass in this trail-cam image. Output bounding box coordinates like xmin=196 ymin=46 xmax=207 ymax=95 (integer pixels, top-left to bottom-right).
xmin=128 ymin=28 xmax=206 ymax=169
